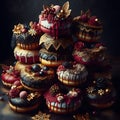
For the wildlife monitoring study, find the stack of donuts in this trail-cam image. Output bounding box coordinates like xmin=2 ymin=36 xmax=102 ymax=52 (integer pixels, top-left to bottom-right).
xmin=0 ymin=1 xmax=117 ymax=116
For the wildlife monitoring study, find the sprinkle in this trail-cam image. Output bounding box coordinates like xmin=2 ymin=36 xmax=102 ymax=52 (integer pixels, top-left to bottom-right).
xmin=28 ymin=29 xmax=37 ymax=36
xmin=73 ymin=113 xmax=90 ymax=120
xmin=98 ymin=89 xmax=104 ymax=95
xmin=32 ymin=111 xmax=51 ymax=120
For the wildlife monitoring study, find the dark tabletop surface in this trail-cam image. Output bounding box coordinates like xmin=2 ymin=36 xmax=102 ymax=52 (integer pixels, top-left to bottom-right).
xmin=0 ymin=56 xmax=120 ymax=120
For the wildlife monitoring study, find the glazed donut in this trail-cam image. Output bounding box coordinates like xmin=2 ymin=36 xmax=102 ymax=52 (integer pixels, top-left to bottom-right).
xmin=57 ymin=62 xmax=88 ymax=86
xmin=8 ymin=82 xmax=41 ymax=113
xmin=72 ymin=41 xmax=106 ymax=65
xmin=86 ymin=77 xmax=116 ymax=108
xmin=39 ymin=48 xmax=72 ymax=67
xmin=20 ymin=64 xmax=55 ymax=91
xmin=1 ymin=65 xmax=20 ymax=88
xmin=73 ymin=10 xmax=103 ymax=42
xmin=44 ymin=84 xmax=82 ymax=114
xmin=12 ymin=21 xmax=42 ymax=50
xmin=14 ymin=46 xmax=39 ymax=64
xmin=39 ymin=1 xmax=72 ymax=39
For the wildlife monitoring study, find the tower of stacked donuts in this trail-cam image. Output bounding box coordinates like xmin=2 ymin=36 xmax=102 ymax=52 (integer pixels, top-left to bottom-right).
xmin=0 ymin=1 xmax=117 ymax=117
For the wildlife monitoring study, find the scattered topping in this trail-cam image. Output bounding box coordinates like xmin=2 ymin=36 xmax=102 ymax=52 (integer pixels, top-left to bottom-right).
xmin=98 ymin=89 xmax=105 ymax=96
xmin=88 ymin=16 xmax=101 ymax=26
xmin=67 ymin=90 xmax=78 ymax=97
xmin=28 ymin=28 xmax=37 ymax=36
xmin=32 ymin=111 xmax=51 ymax=120
xmin=50 ymin=84 xmax=60 ymax=96
xmin=27 ymin=92 xmax=40 ymax=101
xmin=73 ymin=113 xmax=90 ymax=120
xmin=12 ymin=23 xmax=25 ymax=34
xmin=19 ymin=91 xmax=28 ymax=99
xmin=56 ymin=93 xmax=64 ymax=102
xmin=86 ymin=87 xmax=94 ymax=94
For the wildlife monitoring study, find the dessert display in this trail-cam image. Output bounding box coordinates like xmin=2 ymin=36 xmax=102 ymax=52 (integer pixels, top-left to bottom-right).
xmin=57 ymin=62 xmax=88 ymax=86
xmin=86 ymin=77 xmax=116 ymax=108
xmin=39 ymin=1 xmax=72 ymax=39
xmin=73 ymin=10 xmax=103 ymax=42
xmin=1 ymin=65 xmax=20 ymax=88
xmin=20 ymin=64 xmax=55 ymax=91
xmin=44 ymin=84 xmax=82 ymax=114
xmin=8 ymin=82 xmax=41 ymax=113
xmin=0 ymin=1 xmax=117 ymax=119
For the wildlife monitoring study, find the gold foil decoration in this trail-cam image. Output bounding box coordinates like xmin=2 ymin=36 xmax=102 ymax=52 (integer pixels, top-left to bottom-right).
xmin=86 ymin=87 xmax=94 ymax=94
xmin=32 ymin=111 xmax=51 ymax=120
xmin=12 ymin=23 xmax=24 ymax=34
xmin=73 ymin=113 xmax=90 ymax=120
xmin=27 ymin=92 xmax=40 ymax=101
xmin=28 ymin=28 xmax=37 ymax=36
xmin=57 ymin=1 xmax=71 ymax=18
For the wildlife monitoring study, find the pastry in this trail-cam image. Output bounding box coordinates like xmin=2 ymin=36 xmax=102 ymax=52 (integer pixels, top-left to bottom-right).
xmin=39 ymin=48 xmax=72 ymax=67
xmin=1 ymin=65 xmax=20 ymax=88
xmin=8 ymin=83 xmax=41 ymax=113
xmin=57 ymin=62 xmax=88 ymax=86
xmin=12 ymin=21 xmax=42 ymax=50
xmin=20 ymin=64 xmax=55 ymax=91
xmin=73 ymin=10 xmax=103 ymax=42
xmin=44 ymin=84 xmax=82 ymax=114
xmin=72 ymin=41 xmax=106 ymax=65
xmin=14 ymin=46 xmax=39 ymax=64
xmin=39 ymin=1 xmax=72 ymax=39
xmin=86 ymin=77 xmax=116 ymax=108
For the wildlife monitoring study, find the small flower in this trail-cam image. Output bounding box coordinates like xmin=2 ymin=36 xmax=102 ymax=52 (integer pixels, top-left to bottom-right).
xmin=28 ymin=28 xmax=37 ymax=36
xmin=98 ymin=89 xmax=104 ymax=95
xmin=86 ymin=87 xmax=94 ymax=94
xmin=12 ymin=24 xmax=25 ymax=34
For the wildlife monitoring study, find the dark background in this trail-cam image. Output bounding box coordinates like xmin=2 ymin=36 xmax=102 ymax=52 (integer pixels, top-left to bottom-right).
xmin=0 ymin=0 xmax=120 ymax=62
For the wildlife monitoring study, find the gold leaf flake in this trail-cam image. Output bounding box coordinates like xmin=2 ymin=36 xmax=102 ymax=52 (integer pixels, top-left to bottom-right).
xmin=73 ymin=113 xmax=90 ymax=120
xmin=28 ymin=28 xmax=37 ymax=36
xmin=98 ymin=89 xmax=104 ymax=95
xmin=32 ymin=111 xmax=51 ymax=120
xmin=86 ymin=87 xmax=94 ymax=94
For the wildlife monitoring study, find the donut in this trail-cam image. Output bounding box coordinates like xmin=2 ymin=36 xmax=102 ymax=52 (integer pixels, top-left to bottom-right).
xmin=44 ymin=84 xmax=82 ymax=114
xmin=39 ymin=33 xmax=73 ymax=53
xmin=14 ymin=46 xmax=39 ymax=64
xmin=20 ymin=64 xmax=55 ymax=91
xmin=12 ymin=21 xmax=42 ymax=50
xmin=1 ymin=65 xmax=20 ymax=88
xmin=39 ymin=1 xmax=72 ymax=39
xmin=8 ymin=83 xmax=41 ymax=113
xmin=73 ymin=10 xmax=103 ymax=42
xmin=86 ymin=77 xmax=116 ymax=108
xmin=39 ymin=48 xmax=72 ymax=67
xmin=57 ymin=62 xmax=88 ymax=86
xmin=72 ymin=41 xmax=107 ymax=65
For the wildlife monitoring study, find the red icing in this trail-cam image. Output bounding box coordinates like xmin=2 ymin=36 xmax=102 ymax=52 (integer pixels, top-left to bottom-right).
xmin=74 ymin=42 xmax=84 ymax=50
xmin=57 ymin=65 xmax=65 ymax=72
xmin=88 ymin=16 xmax=101 ymax=26
xmin=15 ymin=54 xmax=39 ymax=64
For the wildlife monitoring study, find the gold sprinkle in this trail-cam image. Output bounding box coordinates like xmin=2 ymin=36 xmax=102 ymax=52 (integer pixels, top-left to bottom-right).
xmin=105 ymin=89 xmax=109 ymax=93
xmin=73 ymin=113 xmax=90 ymax=120
xmin=28 ymin=29 xmax=37 ymax=36
xmin=32 ymin=111 xmax=51 ymax=120
xmin=98 ymin=89 xmax=104 ymax=95
xmin=86 ymin=87 xmax=94 ymax=94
